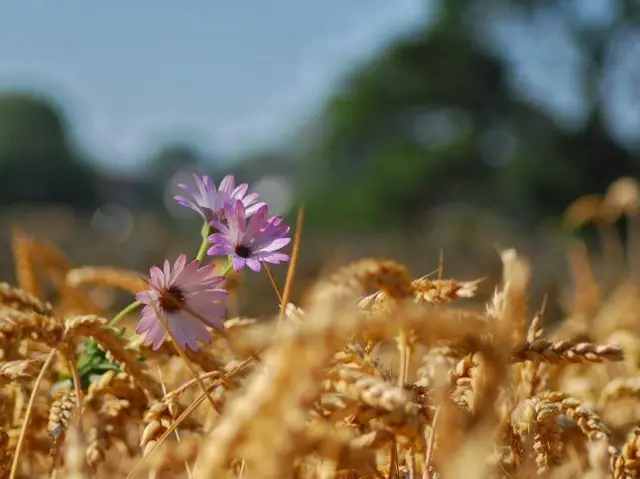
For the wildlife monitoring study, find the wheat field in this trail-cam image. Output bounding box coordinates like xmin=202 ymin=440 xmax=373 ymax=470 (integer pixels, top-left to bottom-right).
xmin=1 ymin=177 xmax=640 ymax=479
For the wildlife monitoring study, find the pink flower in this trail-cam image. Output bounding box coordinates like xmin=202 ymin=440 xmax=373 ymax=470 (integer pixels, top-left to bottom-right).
xmin=135 ymin=254 xmax=228 ymax=351
xmin=174 ymin=174 xmax=265 ymax=222
xmin=208 ymin=200 xmax=291 ymax=272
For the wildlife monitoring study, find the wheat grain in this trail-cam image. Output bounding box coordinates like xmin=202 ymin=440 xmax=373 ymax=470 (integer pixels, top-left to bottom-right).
xmin=63 ymin=315 xmax=161 ymax=397
xmin=10 ymin=230 xmax=42 ymax=299
xmin=0 ymin=283 xmax=52 ymax=316
xmin=512 ymin=339 xmax=624 ymax=364
xmin=9 ymin=182 xmax=640 ymax=479
xmin=48 ymin=387 xmax=77 ymax=454
xmin=65 ymin=267 xmax=147 ymax=295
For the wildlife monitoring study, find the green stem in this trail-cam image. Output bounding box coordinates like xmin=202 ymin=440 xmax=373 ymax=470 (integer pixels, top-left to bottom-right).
xmin=219 ymin=260 xmax=234 ymax=277
xmin=196 ymin=223 xmax=212 ymax=263
xmin=108 ymin=300 xmax=142 ymax=327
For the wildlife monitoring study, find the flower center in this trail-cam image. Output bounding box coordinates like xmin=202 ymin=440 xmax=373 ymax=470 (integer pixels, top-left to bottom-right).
xmin=235 ymin=244 xmax=251 ymax=258
xmin=159 ymin=285 xmax=186 ymax=313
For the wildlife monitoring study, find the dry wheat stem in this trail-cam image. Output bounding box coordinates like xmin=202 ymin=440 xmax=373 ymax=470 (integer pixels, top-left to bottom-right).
xmin=9 ymin=349 xmax=57 ymax=479
xmin=126 ymin=355 xmax=256 ymax=479
xmin=278 ymin=203 xmax=304 ymax=324
xmin=194 ymin=302 xmax=346 ymax=477
xmin=423 ymin=406 xmax=439 ymax=479
xmin=195 ymin=261 xmax=456 ymax=478
xmin=62 ymin=420 xmax=88 ymax=479
xmin=167 ymin=370 xmax=223 ymax=399
xmin=264 ymin=264 xmax=284 ymax=304
xmin=66 ymin=356 xmax=85 ymax=444
xmin=157 ymin=366 xmax=193 ymax=479
xmin=149 ymin=303 xmax=219 ymax=414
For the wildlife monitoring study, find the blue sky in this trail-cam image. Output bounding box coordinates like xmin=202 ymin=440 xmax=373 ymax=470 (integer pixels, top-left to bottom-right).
xmin=0 ymin=1 xmax=428 ymax=172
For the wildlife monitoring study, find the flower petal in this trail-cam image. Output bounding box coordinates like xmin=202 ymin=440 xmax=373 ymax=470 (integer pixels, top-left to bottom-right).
xmin=218 ymin=175 xmax=235 ymax=194
xmin=136 ymin=254 xmax=228 ymax=352
xmin=146 ymin=324 xmax=168 ymax=351
xmin=231 ymin=183 xmax=248 ymax=199
xmin=244 ymin=201 xmax=267 ymax=217
xmin=246 ymin=259 xmax=262 ymax=272
xmin=259 ymin=237 xmax=291 ymax=253
xmin=259 ymin=252 xmax=290 ymax=264
xmin=232 ymin=256 xmax=246 ymax=272
xmin=135 ymin=309 xmax=157 ymax=333
xmin=163 ymin=259 xmax=172 ymax=283
xmin=170 ymin=254 xmax=188 ymax=283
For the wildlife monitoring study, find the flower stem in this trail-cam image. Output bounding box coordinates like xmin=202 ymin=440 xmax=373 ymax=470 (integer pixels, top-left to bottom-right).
xmin=108 ymin=300 xmax=143 ymax=327
xmin=219 ymin=259 xmax=234 ymax=277
xmin=151 ymin=304 xmax=220 ymax=414
xmin=264 ymin=264 xmax=283 ymax=304
xmin=10 ymin=349 xmax=57 ymax=479
xmin=196 ymin=222 xmax=211 ymax=263
xmin=278 ymin=202 xmax=304 ymax=323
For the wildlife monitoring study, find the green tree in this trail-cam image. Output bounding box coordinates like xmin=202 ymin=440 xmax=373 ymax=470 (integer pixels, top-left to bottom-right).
xmin=0 ymin=91 xmax=98 ymax=208
xmin=147 ymin=142 xmax=204 ymax=185
xmin=300 ymin=0 xmax=640 ymax=230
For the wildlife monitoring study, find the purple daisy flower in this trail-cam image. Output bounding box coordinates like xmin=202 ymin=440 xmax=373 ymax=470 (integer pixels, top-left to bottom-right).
xmin=135 ymin=254 xmax=228 ymax=351
xmin=174 ymin=174 xmax=265 ymax=222
xmin=208 ymin=200 xmax=291 ymax=272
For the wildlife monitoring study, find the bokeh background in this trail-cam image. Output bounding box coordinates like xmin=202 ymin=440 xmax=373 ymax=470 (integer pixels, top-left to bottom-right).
xmin=1 ymin=0 xmax=639 ymax=318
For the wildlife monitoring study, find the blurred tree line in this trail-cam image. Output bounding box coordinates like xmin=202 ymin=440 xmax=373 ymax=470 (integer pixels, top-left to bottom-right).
xmin=1 ymin=0 xmax=639 ymax=233
xmin=0 ymin=92 xmax=97 ymax=208
xmin=301 ymin=0 xmax=640 ymax=230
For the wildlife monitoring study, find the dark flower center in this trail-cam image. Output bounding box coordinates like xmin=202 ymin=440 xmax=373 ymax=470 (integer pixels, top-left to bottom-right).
xmin=159 ymin=285 xmax=186 ymax=313
xmin=235 ymin=244 xmax=251 ymax=258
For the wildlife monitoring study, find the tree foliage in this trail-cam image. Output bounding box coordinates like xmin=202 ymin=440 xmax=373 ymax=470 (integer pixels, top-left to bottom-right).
xmin=300 ymin=0 xmax=640 ymax=230
xmin=0 ymin=92 xmax=98 ymax=208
